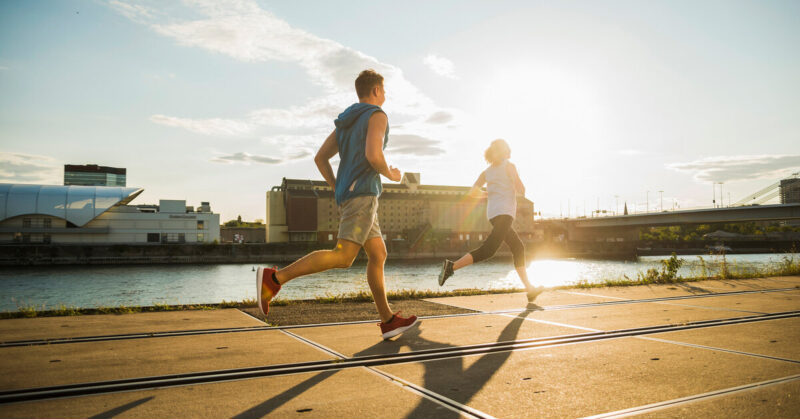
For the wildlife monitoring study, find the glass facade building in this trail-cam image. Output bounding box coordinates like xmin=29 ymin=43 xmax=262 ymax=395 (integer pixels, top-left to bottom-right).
xmin=64 ymin=164 xmax=126 ymax=187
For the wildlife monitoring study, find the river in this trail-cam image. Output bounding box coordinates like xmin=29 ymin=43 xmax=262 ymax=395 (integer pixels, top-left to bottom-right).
xmin=0 ymin=253 xmax=795 ymax=312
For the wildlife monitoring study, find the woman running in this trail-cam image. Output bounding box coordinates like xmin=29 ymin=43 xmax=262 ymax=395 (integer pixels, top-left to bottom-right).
xmin=438 ymin=139 xmax=544 ymax=302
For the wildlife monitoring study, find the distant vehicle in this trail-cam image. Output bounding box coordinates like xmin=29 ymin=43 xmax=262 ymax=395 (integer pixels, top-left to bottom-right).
xmin=707 ymin=244 xmax=733 ymax=252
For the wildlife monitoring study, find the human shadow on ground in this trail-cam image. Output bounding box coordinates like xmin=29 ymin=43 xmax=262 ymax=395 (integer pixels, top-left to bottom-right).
xmin=233 ymin=303 xmax=535 ymax=417
xmin=88 ymin=396 xmax=155 ymax=419
xmin=354 ymin=305 xmax=536 ymax=418
xmin=674 ymin=282 xmax=713 ymax=294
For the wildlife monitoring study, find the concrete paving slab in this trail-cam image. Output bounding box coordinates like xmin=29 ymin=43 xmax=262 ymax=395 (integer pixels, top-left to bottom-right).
xmin=560 ymin=277 xmax=800 ymax=303
xmin=426 ymin=290 xmax=615 ymax=312
xmin=0 ymin=330 xmax=331 ymax=391
xmin=291 ymin=312 xmax=579 ymax=358
xmin=0 ymin=367 xmax=455 ymax=418
xmin=641 ymin=379 xmax=800 ymax=418
xmin=376 ymin=336 xmax=800 ymax=418
xmin=645 ymin=317 xmax=800 ymax=361
xmin=528 ymin=301 xmax=746 ymax=331
xmin=670 ymin=290 xmax=800 ymax=314
xmin=693 ymin=276 xmax=800 ymax=292
xmin=558 ymin=284 xmax=710 ymax=301
xmin=0 ymin=309 xmax=262 ymax=342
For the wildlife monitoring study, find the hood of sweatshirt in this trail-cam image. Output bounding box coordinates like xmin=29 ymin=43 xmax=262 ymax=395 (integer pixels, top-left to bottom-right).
xmin=334 ymin=102 xmax=382 ymax=130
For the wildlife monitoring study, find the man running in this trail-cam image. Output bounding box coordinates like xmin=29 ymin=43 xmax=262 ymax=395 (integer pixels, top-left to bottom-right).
xmin=257 ymin=69 xmax=419 ymax=340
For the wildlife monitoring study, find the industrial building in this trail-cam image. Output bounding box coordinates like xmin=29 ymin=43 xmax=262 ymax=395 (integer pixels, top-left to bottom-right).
xmin=265 ymin=174 xmax=535 ymax=244
xmin=64 ymin=164 xmax=127 ymax=187
xmin=0 ymin=183 xmax=219 ymax=244
xmin=780 ymin=177 xmax=800 ymax=204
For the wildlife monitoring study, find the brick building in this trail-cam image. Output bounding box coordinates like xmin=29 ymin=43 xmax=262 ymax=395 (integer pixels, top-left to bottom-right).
xmin=265 ymin=174 xmax=535 ymax=246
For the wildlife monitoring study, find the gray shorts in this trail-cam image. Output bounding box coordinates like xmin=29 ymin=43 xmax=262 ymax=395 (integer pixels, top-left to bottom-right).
xmin=337 ymin=195 xmax=382 ymax=245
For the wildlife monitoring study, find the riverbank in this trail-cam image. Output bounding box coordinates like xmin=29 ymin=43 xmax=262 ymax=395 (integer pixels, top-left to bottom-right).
xmin=4 ymin=269 xmax=799 ymax=320
xmin=3 ymin=241 xmax=797 ymax=265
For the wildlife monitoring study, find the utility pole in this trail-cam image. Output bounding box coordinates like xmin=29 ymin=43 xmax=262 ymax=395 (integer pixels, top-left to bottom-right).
xmin=719 ymin=182 xmax=724 ymax=207
xmin=712 ymin=182 xmax=717 ymax=207
xmin=659 ymin=190 xmax=664 ymax=212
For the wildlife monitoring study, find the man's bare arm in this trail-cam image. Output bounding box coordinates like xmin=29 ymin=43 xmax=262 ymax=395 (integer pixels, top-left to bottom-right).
xmin=364 ymin=112 xmax=401 ymax=181
xmin=314 ymin=129 xmax=338 ymax=190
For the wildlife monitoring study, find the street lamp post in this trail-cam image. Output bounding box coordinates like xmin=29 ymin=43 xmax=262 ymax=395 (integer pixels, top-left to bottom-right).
xmin=614 ymin=195 xmax=619 ymax=216
xmin=659 ymin=190 xmax=664 ymax=212
xmin=646 ymin=191 xmax=649 ymax=213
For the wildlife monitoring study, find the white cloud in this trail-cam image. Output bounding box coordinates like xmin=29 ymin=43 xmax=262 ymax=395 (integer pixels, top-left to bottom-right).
xmin=150 ymin=114 xmax=253 ymax=136
xmin=108 ymin=0 xmax=155 ymax=23
xmin=617 ymin=149 xmax=645 ymax=156
xmin=387 ymin=134 xmax=446 ymax=156
xmin=0 ymin=66 xmax=8 ymax=71
xmin=211 ymin=150 xmax=311 ymax=165
xmin=668 ymin=154 xmax=800 ymax=183
xmin=112 ymin=0 xmax=456 ymax=156
xmin=0 ymin=152 xmax=61 ymax=184
xmin=423 ymin=54 xmax=458 ymax=79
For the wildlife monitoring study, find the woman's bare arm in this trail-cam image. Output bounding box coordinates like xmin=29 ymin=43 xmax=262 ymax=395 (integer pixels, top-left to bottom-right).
xmin=506 ymin=162 xmax=525 ymax=196
xmin=468 ymin=170 xmax=488 ymax=198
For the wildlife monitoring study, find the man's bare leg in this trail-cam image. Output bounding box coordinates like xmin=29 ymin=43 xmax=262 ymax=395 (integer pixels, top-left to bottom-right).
xmin=362 ymin=236 xmax=393 ymax=323
xmin=275 ymin=240 xmax=360 ymax=285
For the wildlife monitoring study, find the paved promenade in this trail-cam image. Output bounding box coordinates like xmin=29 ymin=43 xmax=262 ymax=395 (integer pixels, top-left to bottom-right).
xmin=1 ymin=277 xmax=799 ymax=418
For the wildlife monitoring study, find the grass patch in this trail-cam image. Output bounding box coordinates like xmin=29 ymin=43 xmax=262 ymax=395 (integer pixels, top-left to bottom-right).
xmin=270 ymin=287 xmax=525 ymax=306
xmin=0 ymin=289 xmax=524 ymax=319
xmin=567 ymin=251 xmax=800 ymax=289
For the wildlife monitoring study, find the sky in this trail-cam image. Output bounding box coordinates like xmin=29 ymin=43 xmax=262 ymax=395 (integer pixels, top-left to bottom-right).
xmin=1 ymin=0 xmax=799 ymax=222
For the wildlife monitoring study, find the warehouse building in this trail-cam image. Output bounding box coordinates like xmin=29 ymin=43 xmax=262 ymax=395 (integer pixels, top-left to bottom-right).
xmin=265 ymin=174 xmax=535 ymax=244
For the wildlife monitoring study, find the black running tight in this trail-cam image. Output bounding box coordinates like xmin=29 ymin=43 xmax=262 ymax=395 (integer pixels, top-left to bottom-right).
xmin=469 ymin=215 xmax=526 ymax=268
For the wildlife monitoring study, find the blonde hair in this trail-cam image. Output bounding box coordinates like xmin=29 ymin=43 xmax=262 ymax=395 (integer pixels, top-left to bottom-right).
xmin=484 ymin=139 xmax=511 ymax=164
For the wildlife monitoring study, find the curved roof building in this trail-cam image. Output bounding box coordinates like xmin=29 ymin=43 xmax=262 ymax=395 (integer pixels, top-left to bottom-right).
xmin=0 ymin=184 xmax=144 ymax=227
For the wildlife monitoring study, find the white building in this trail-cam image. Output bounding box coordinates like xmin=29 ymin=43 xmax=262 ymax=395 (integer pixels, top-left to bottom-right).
xmin=0 ymin=184 xmax=220 ymax=244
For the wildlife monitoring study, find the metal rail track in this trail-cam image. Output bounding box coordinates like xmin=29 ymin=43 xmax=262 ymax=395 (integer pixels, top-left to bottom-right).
xmin=2 ymin=286 xmax=795 ymax=348
xmin=1 ymin=310 xmax=797 ymax=405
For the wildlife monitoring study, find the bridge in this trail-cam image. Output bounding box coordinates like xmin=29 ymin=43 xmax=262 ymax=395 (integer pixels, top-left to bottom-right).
xmin=534 ymin=203 xmax=800 ymax=243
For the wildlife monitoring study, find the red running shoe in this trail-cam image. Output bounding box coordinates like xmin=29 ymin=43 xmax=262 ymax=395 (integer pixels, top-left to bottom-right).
xmin=256 ymin=266 xmax=281 ymax=317
xmin=379 ymin=311 xmax=419 ymax=340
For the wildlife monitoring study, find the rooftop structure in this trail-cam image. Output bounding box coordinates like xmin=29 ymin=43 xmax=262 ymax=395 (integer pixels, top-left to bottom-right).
xmin=0 ymin=183 xmax=219 ymax=244
xmin=64 ymin=164 xmax=127 ymax=187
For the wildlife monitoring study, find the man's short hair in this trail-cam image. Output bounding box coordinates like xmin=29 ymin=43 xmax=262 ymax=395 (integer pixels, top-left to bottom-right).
xmin=355 ymin=69 xmax=384 ymax=98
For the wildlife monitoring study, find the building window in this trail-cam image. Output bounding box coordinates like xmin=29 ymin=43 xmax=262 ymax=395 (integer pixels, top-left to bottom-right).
xmin=178 ymin=233 xmax=185 ymax=243
xmin=459 ymin=234 xmax=464 ymax=240
xmin=148 ymin=233 xmax=160 ymax=243
xmin=22 ymin=218 xmax=31 ymax=228
xmin=197 ymin=220 xmax=205 ymax=230
xmin=197 ymin=233 xmax=205 ymax=242
xmin=43 ymin=218 xmax=52 ymax=228
xmin=43 ymin=234 xmax=51 ymax=244
xmin=479 ymin=234 xmax=483 ymax=240
xmin=328 ymin=233 xmax=333 ymax=241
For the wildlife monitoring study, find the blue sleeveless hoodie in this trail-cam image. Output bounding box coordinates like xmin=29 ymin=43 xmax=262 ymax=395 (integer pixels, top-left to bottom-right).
xmin=334 ymin=103 xmax=389 ymax=205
